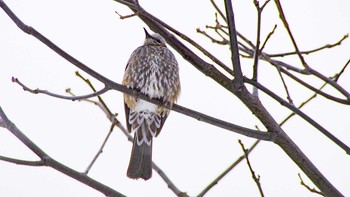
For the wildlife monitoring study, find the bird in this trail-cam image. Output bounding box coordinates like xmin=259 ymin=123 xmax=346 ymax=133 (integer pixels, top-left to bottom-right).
xmin=122 ymin=28 xmax=181 ymax=180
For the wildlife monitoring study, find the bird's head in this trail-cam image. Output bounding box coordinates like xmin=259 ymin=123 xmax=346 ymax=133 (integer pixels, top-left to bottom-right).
xmin=143 ymin=28 xmax=166 ymax=47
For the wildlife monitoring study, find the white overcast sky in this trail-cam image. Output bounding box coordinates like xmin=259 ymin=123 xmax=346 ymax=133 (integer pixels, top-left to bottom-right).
xmin=1 ymin=0 xmax=350 ymax=196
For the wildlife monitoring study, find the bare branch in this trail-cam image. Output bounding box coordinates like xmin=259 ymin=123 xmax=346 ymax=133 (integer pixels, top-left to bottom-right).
xmin=153 ymin=163 xmax=189 ymax=197
xmin=274 ymin=0 xmax=309 ymax=68
xmin=0 ymin=105 xmax=125 ymax=197
xmin=224 ymin=0 xmax=244 ymax=86
xmin=260 ymin=24 xmax=277 ymax=53
xmin=239 ymin=140 xmax=264 ymax=197
xmin=75 ymin=71 xmax=115 ymax=119
xmin=84 ymin=121 xmax=116 ymax=174
xmin=196 ymin=28 xmax=230 ymax=46
xmin=252 ymin=0 xmax=271 ymax=97
xmin=298 ymin=173 xmax=325 ymax=196
xmin=12 ymin=77 xmax=110 ymax=101
xmin=244 ymin=77 xmax=350 ymax=154
xmin=114 ymin=10 xmax=136 ymax=19
xmin=199 ymin=81 xmax=325 ymax=196
xmin=244 ymin=49 xmax=350 ymax=104
xmin=269 ymin=34 xmax=349 ymax=57
xmin=0 ymin=155 xmax=44 ymax=166
xmin=210 ymin=0 xmax=227 ymax=23
xmin=333 ymin=58 xmax=350 ymax=82
xmin=0 ymin=116 xmax=5 ymax=128
xmin=275 ymin=66 xmax=293 ymax=104
xmin=198 ymin=140 xmax=261 ymax=197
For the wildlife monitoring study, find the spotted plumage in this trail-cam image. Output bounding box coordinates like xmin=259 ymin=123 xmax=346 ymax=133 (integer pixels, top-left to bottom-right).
xmin=122 ymin=28 xmax=180 ymax=180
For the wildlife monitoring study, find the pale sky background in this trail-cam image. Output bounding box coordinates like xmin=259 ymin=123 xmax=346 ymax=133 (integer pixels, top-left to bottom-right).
xmin=0 ymin=0 xmax=350 ymax=196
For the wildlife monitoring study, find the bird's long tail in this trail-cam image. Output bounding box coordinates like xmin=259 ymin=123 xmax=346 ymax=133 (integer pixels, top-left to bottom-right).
xmin=127 ymin=124 xmax=153 ymax=180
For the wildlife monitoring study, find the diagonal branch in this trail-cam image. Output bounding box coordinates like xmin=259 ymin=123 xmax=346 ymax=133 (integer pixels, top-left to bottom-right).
xmin=298 ymin=173 xmax=325 ymax=196
xmin=199 ymin=81 xmax=328 ymax=196
xmin=274 ymin=0 xmax=309 ymax=68
xmin=239 ymin=140 xmax=264 ymax=197
xmin=0 ymin=106 xmax=125 ymax=197
xmin=84 ymin=121 xmax=116 ymax=174
xmin=244 ymin=77 xmax=350 ymax=154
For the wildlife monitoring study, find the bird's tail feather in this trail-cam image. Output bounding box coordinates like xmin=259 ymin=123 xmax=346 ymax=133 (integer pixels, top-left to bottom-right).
xmin=127 ymin=133 xmax=153 ymax=180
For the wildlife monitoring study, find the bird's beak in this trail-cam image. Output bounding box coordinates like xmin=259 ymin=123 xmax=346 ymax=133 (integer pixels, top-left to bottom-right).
xmin=143 ymin=28 xmax=151 ymax=39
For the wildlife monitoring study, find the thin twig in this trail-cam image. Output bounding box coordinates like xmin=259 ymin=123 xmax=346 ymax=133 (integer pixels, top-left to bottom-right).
xmin=239 ymin=140 xmax=264 ymax=197
xmin=275 ymin=66 xmax=293 ymax=104
xmin=84 ymin=121 xmax=116 ymax=174
xmin=198 ymin=140 xmax=260 ymax=197
xmin=298 ymin=173 xmax=325 ymax=196
xmin=12 ymin=77 xmax=110 ymax=101
xmin=196 ymin=28 xmax=230 ymax=46
xmin=269 ymin=34 xmax=349 ymax=57
xmin=260 ymin=24 xmax=277 ymax=52
xmin=278 ymin=66 xmax=349 ymax=104
xmin=210 ymin=0 xmax=227 ymax=23
xmin=274 ymin=0 xmax=309 ymax=68
xmin=75 ymin=71 xmax=115 ymax=119
xmin=252 ymin=0 xmax=271 ymax=97
xmin=333 ymin=58 xmax=350 ymax=82
xmin=115 ymin=10 xmax=136 ymax=19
